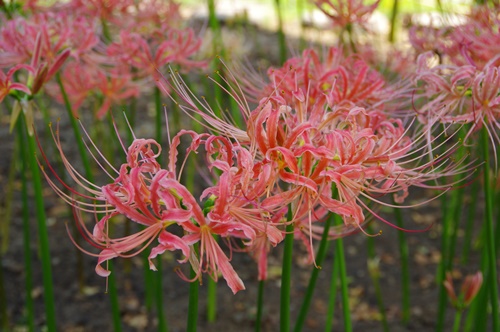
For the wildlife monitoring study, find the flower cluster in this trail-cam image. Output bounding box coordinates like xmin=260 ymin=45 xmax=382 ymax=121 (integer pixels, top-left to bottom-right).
xmin=37 ymin=2 xmax=477 ymax=295
xmin=409 ymin=5 xmax=500 ymax=156
xmin=0 ymin=0 xmax=205 ymax=121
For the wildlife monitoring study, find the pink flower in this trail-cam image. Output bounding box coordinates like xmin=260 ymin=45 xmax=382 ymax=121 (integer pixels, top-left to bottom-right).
xmin=412 ymin=52 xmax=500 ymax=158
xmin=0 ymin=65 xmax=33 ymax=103
xmin=106 ymin=27 xmax=206 ymax=85
xmin=313 ymin=0 xmax=380 ymax=30
xmin=39 ymin=122 xmax=256 ymax=293
xmin=38 ymin=125 xmax=191 ymax=278
xmin=409 ymin=5 xmax=500 ymax=69
xmin=162 ymin=54 xmax=470 ymax=270
xmin=93 ymin=69 xmax=139 ymax=119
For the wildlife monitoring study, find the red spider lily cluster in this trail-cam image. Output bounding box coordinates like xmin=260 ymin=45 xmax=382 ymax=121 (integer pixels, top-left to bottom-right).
xmin=40 ymin=43 xmax=474 ymax=294
xmin=8 ymin=0 xmax=496 ymax=296
xmin=0 ymin=0 xmax=205 ymax=122
xmin=409 ymin=6 xmax=500 ymax=152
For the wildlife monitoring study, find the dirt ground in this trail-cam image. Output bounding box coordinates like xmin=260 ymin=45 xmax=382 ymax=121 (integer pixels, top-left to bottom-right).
xmin=0 ymin=17 xmax=486 ymax=332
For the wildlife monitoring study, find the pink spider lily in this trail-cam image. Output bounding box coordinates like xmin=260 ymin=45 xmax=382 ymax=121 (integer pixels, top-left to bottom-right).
xmin=409 ymin=5 xmax=500 ymax=70
xmin=240 ymin=47 xmax=405 ymax=125
xmin=0 ymin=65 xmax=33 ymax=103
xmin=93 ymin=69 xmax=139 ymax=119
xmin=201 ymin=136 xmax=284 ymax=246
xmin=68 ymin=0 xmax=133 ymax=26
xmin=0 ymin=12 xmax=95 ymax=68
xmin=313 ymin=0 xmax=380 ymax=30
xmin=46 ymin=61 xmax=98 ymax=115
xmin=106 ymin=28 xmax=205 ymax=86
xmin=37 ymin=124 xmax=192 ymax=277
xmin=39 ymin=120 xmax=256 ymax=293
xmin=161 ymin=53 xmax=474 ymax=265
xmin=169 ymin=176 xmax=253 ymax=294
xmin=131 ymin=0 xmax=182 ymax=32
xmin=170 ymin=131 xmax=284 ymax=292
xmin=413 ymin=52 xmax=500 ymax=163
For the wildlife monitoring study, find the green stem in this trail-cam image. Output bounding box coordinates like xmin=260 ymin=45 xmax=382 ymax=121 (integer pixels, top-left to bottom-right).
xmin=345 ymin=24 xmax=357 ymax=54
xmin=392 ymin=200 xmax=410 ymax=324
xmin=207 ymin=277 xmax=217 ymax=323
xmin=156 ymin=258 xmax=168 ymax=332
xmin=333 ymin=214 xmax=352 ymax=332
xmin=208 ymin=0 xmax=223 ymax=57
xmin=101 ymin=18 xmax=112 ymax=43
xmin=437 ymin=129 xmax=467 ymax=331
xmin=0 ymin=256 xmax=8 ymax=331
xmin=324 ymin=248 xmax=339 ymax=332
xmin=143 ymin=253 xmax=155 ymax=311
xmin=461 ymin=179 xmax=479 ymax=264
xmin=107 ymin=262 xmax=122 ymax=332
xmin=1 ymin=131 xmax=16 ymax=254
xmin=366 ymin=232 xmax=389 ymax=332
xmin=126 ymin=97 xmax=137 ymax=144
xmin=255 ymin=280 xmax=265 ymax=332
xmin=18 ymin=121 xmax=35 ymax=332
xmin=155 ymin=86 xmax=162 ymax=144
xmin=436 ymin=193 xmax=454 ymax=332
xmin=153 ymin=86 xmax=170 ymax=331
xmin=280 ymin=206 xmax=294 ymax=332
xmin=56 ymin=72 xmax=124 ymax=330
xmin=296 ymin=0 xmax=306 ymax=49
xmin=480 ymin=126 xmax=499 ymax=332
xmin=452 ymin=310 xmax=463 ymax=332
xmin=21 ymin=116 xmax=57 ymax=331
xmin=294 ymin=213 xmax=333 ymax=332
xmin=273 ymin=0 xmax=287 ymax=65
xmin=187 ymin=244 xmax=199 ymax=332
xmin=55 ymin=73 xmax=93 ymax=182
xmin=388 ymin=0 xmax=399 ymax=42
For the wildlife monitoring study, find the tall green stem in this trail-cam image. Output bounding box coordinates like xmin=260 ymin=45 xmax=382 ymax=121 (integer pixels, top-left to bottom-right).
xmin=207 ymin=277 xmax=217 ymax=322
xmin=255 ymin=280 xmax=265 ymax=332
xmin=0 ymin=256 xmax=8 ymax=331
xmin=156 ymin=258 xmax=168 ymax=332
xmin=436 ymin=194 xmax=454 ymax=331
xmin=105 ymin=262 xmax=122 ymax=332
xmin=480 ymin=126 xmax=499 ymax=332
xmin=294 ymin=213 xmax=332 ymax=332
xmin=333 ymin=214 xmax=352 ymax=332
xmin=55 ymin=73 xmax=93 ymax=181
xmin=324 ymin=252 xmax=339 ymax=332
xmin=452 ymin=310 xmax=463 ymax=332
xmin=153 ymin=86 xmax=169 ymax=330
xmin=388 ymin=0 xmax=399 ymax=42
xmin=155 ymin=87 xmax=162 ymax=143
xmin=187 ymin=244 xmax=199 ymax=332
xmin=280 ymin=206 xmax=294 ymax=332
xmin=274 ymin=0 xmax=287 ymax=65
xmin=21 ymin=116 xmax=57 ymax=331
xmin=56 ymin=72 xmax=123 ymax=331
xmin=18 ymin=121 xmax=35 ymax=332
xmin=392 ymin=201 xmax=410 ymax=324
xmin=366 ymin=231 xmax=389 ymax=332
xmin=461 ymin=179 xmax=479 ymax=264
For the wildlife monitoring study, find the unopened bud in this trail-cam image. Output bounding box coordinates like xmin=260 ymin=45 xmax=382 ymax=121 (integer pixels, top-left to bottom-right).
xmin=31 ymin=63 xmax=48 ymax=95
xmin=461 ymin=271 xmax=482 ymax=306
xmin=46 ymin=49 xmax=71 ymax=82
xmin=443 ymin=271 xmax=483 ymax=310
